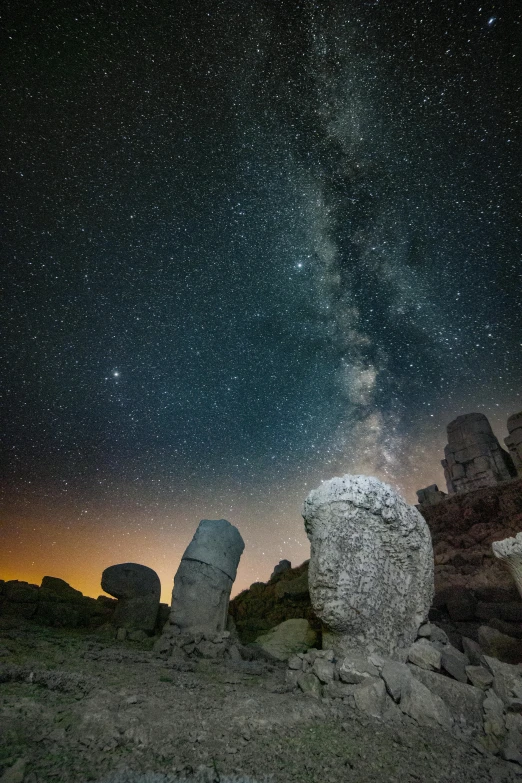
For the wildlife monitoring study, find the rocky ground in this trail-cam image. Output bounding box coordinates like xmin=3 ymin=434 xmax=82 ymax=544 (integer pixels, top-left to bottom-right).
xmin=0 ymin=618 xmax=520 ymax=783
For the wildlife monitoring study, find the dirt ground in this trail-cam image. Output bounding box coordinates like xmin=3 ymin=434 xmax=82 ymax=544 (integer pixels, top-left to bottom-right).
xmin=0 ymin=619 xmax=520 ymax=783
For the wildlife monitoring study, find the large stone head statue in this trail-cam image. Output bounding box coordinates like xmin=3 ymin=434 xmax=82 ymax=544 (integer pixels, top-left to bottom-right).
xmin=302 ymin=475 xmax=434 ymax=660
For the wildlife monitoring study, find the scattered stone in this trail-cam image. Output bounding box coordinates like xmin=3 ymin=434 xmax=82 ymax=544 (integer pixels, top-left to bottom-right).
xmin=417 ymin=623 xmax=431 ymax=637
xmin=353 ymin=677 xmax=388 ymax=719
xmin=303 ymin=474 xmax=433 ymax=660
xmin=408 ymin=665 xmax=484 ymax=735
xmin=287 ymin=655 xmax=302 ymax=670
xmin=381 ymin=659 xmax=412 ymax=702
xmin=479 ymin=625 xmax=522 ymax=665
xmin=441 ymin=644 xmax=470 ymax=683
xmin=254 ymin=619 xmax=317 ymax=661
xmin=407 ymin=639 xmax=441 ymax=671
xmin=312 ymin=657 xmax=335 ymax=683
xmin=338 ymin=654 xmax=379 ymax=684
xmin=297 ymin=671 xmax=322 ymax=699
xmin=399 ymin=675 xmax=453 ymax=730
xmin=101 ymin=563 xmax=161 ymax=633
xmin=116 ymin=628 xmax=127 ymax=641
xmin=503 ymin=713 xmax=522 ymax=764
xmin=481 ymin=655 xmax=522 ymax=705
xmin=323 ymin=680 xmax=356 ymax=699
xmin=465 ymin=665 xmax=494 ymax=690
xmin=462 ymin=637 xmax=484 ymax=666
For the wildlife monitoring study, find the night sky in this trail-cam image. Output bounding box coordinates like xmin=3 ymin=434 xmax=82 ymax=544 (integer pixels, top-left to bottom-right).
xmin=2 ymin=0 xmax=521 ymax=602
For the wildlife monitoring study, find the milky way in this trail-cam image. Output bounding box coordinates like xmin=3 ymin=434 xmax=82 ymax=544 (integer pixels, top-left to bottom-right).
xmin=2 ymin=1 xmax=520 ymax=599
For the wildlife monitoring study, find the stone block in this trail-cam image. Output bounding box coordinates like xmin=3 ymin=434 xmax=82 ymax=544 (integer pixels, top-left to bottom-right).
xmin=441 ymin=644 xmax=469 ymax=683
xmin=400 ymin=675 xmax=453 ymax=730
xmin=408 ymin=665 xmax=484 ymax=735
xmin=407 ymin=639 xmax=441 ymax=671
xmin=353 ymin=677 xmax=388 ymax=719
xmin=381 ymin=659 xmax=412 ymax=702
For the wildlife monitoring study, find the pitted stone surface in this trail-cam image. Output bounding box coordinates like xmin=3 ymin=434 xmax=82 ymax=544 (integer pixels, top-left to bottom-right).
xmin=101 ymin=563 xmax=160 ymax=632
xmin=303 ymin=475 xmax=434 ymax=660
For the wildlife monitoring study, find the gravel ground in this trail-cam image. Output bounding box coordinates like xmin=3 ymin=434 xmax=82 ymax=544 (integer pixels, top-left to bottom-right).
xmin=0 ymin=620 xmax=520 ymax=783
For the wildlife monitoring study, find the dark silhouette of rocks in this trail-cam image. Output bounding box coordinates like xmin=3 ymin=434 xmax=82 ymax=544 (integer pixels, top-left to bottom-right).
xmin=441 ymin=412 xmax=516 ymax=494
xmin=416 ymin=484 xmax=446 ymax=506
xmin=101 ymin=563 xmax=161 ymax=634
xmin=0 ymin=576 xmax=116 ymax=627
xmin=269 ymin=559 xmax=291 ymax=580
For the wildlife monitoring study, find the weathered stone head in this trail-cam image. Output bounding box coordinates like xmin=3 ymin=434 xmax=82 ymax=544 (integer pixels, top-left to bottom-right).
xmin=302 ymin=475 xmax=434 ymax=661
xmin=169 ymin=519 xmax=244 ymax=637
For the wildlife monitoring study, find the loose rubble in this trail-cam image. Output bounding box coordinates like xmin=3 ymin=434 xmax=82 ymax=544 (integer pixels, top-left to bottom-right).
xmin=284 ymin=619 xmax=522 ymax=764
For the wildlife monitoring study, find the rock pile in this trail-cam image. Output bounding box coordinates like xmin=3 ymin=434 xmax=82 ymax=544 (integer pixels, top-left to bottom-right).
xmin=303 ymin=475 xmax=434 ymax=660
xmin=285 ymin=621 xmax=522 ymax=763
xmin=153 ymin=627 xmax=242 ymax=664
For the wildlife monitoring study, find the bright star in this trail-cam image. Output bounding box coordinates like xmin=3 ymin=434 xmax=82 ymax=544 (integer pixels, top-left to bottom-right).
xmin=297 ymin=262 xmax=303 ymax=268
xmin=488 ymin=16 xmax=496 ymax=25
xmin=113 ymin=371 xmax=120 ymax=377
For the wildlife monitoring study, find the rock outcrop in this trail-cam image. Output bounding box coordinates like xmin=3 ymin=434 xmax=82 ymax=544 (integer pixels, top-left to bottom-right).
xmin=270 ymin=559 xmax=291 ymax=580
xmin=229 ymin=561 xmax=319 ymax=644
xmin=285 ymin=621 xmax=522 ymax=763
xmin=421 ymin=476 xmax=522 ymax=596
xmin=442 ymin=413 xmax=516 ymax=495
xmin=302 ymin=475 xmax=434 ymax=660
xmin=505 ymin=412 xmax=522 ymax=476
xmin=101 ymin=563 xmax=161 ymax=633
xmin=0 ymin=577 xmax=116 ymax=628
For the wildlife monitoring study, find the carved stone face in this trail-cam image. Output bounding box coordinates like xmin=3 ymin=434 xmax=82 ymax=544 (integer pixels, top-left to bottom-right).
xmin=303 ymin=475 xmax=434 ymax=659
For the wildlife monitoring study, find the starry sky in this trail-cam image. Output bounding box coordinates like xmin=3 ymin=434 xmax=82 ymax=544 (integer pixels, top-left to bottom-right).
xmin=2 ymin=0 xmax=521 ymax=603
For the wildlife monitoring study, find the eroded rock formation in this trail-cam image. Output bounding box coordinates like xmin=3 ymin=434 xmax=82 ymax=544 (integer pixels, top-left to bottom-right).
xmin=302 ymin=475 xmax=434 ymax=661
xmin=442 ymin=413 xmax=516 ymax=494
xmin=101 ymin=563 xmax=161 ymax=633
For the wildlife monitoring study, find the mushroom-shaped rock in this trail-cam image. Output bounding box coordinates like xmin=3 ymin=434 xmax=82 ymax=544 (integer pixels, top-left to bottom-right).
xmin=168 ymin=519 xmax=244 ymax=637
xmin=101 ymin=563 xmax=160 ymax=632
xmin=302 ymin=475 xmax=434 ymax=661
xmin=492 ymin=533 xmax=522 ymax=600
